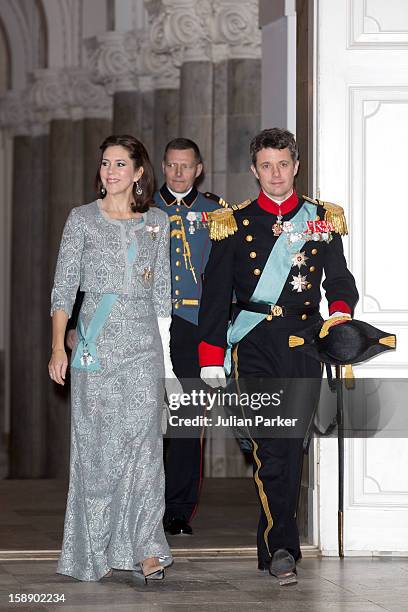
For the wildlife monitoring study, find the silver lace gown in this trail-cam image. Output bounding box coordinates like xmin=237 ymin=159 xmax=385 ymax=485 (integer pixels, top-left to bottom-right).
xmin=51 ymin=202 xmax=172 ymax=581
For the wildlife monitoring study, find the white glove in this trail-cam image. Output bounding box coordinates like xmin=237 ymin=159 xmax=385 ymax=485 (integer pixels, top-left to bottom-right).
xmin=329 ymin=311 xmax=351 ymax=319
xmin=200 ymin=366 xmax=227 ymax=389
xmin=157 ymin=317 xmax=183 ymax=398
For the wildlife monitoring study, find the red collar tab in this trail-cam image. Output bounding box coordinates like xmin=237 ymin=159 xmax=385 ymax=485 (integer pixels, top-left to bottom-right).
xmin=257 ymin=190 xmax=298 ymax=215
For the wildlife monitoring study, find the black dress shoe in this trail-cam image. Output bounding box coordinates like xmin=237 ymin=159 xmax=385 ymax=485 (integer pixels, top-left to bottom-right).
xmin=258 ymin=560 xmax=271 ymax=571
xmin=269 ymin=549 xmax=297 ymax=586
xmin=163 ymin=517 xmax=193 ymax=535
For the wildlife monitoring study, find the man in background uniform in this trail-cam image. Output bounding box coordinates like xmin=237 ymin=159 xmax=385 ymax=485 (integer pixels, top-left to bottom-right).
xmin=155 ymin=138 xmax=224 ymax=535
xmin=198 ymin=128 xmax=358 ymax=583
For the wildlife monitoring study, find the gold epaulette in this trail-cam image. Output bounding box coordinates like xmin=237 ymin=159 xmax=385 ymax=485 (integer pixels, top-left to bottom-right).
xmin=207 ymin=199 xmax=252 ymax=241
xmin=302 ymin=195 xmax=348 ymax=235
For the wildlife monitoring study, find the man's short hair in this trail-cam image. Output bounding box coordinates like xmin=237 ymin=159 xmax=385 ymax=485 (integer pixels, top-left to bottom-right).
xmin=164 ymin=138 xmax=203 ymax=164
xmin=250 ymin=128 xmax=299 ymax=165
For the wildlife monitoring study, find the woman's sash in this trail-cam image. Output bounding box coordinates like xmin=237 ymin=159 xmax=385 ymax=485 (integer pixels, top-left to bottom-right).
xmin=71 ymin=240 xmax=137 ymax=372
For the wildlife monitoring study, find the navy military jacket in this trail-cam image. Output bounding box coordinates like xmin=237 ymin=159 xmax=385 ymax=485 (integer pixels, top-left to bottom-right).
xmin=154 ymin=184 xmax=222 ymax=325
xmin=198 ymin=191 xmax=359 ymax=364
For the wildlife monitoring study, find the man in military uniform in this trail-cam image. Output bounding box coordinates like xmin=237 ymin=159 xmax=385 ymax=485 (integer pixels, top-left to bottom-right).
xmin=198 ymin=128 xmax=358 ymax=583
xmin=155 ymin=138 xmax=224 ymax=535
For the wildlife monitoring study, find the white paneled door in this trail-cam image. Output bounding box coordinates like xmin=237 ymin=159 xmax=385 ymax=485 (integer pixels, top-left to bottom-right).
xmin=316 ymin=0 xmax=408 ymax=554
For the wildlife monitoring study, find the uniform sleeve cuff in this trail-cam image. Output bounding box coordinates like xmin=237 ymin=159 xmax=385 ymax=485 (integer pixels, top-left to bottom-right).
xmin=198 ymin=341 xmax=225 ymax=367
xmin=329 ymin=300 xmax=352 ymax=316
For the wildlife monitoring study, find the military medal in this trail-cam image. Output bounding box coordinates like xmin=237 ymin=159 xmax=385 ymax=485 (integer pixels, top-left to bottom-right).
xmin=290 ymin=273 xmax=308 ymax=293
xmin=291 ymin=251 xmax=308 ymax=269
xmin=187 ymin=211 xmax=197 ymax=235
xmin=271 ymin=204 xmax=283 ymax=236
xmin=272 ymin=214 xmax=283 ymax=236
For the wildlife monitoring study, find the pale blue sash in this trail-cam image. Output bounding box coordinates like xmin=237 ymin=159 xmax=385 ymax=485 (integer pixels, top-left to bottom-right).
xmin=224 ymin=202 xmax=316 ymax=374
xmin=71 ymin=240 xmax=137 ymax=372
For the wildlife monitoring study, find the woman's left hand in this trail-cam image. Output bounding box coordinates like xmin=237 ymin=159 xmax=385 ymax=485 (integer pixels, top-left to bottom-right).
xmin=48 ymin=348 xmax=68 ymax=385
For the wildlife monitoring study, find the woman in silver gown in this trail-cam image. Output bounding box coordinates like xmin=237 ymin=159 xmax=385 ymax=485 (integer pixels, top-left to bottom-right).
xmin=49 ymin=135 xmax=180 ymax=582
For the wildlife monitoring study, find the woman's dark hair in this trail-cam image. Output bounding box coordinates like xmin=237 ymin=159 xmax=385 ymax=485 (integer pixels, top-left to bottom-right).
xmin=250 ymin=128 xmax=299 ymax=166
xmin=95 ymin=134 xmax=155 ymax=213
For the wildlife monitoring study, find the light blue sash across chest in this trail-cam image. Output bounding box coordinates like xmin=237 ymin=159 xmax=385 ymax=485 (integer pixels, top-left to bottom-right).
xmin=224 ymin=202 xmax=316 ymax=374
xmin=71 ymin=240 xmax=138 ymax=372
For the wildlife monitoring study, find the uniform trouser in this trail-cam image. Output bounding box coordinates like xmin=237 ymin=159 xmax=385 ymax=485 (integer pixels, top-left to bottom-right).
xmin=164 ymin=315 xmax=204 ymax=522
xmin=233 ymin=315 xmax=322 ymax=567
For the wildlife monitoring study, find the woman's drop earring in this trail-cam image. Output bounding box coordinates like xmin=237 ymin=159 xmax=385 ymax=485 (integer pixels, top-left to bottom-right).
xmin=100 ymin=186 xmax=106 ymax=196
xmin=135 ymin=180 xmax=143 ymax=196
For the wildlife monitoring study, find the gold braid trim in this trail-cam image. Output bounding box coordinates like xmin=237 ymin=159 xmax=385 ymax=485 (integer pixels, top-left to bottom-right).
xmin=303 ymin=195 xmax=348 ymax=235
xmin=169 ymin=214 xmax=197 ymax=283
xmin=379 ymin=335 xmax=396 ymax=348
xmin=207 ymin=199 xmax=252 ymax=241
xmin=289 ymin=335 xmax=304 ymax=348
xmin=344 ymin=364 xmax=355 ymax=390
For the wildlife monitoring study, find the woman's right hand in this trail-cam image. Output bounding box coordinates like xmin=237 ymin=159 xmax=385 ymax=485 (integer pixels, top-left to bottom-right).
xmin=48 ymin=348 xmax=68 ymax=385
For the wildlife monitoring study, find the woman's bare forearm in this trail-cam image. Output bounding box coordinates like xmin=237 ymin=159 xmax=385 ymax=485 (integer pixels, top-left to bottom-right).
xmin=51 ymin=309 xmax=69 ymax=351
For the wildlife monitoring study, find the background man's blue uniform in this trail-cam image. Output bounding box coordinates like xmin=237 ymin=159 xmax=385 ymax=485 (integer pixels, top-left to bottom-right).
xmin=155 ymin=183 xmax=222 ymax=528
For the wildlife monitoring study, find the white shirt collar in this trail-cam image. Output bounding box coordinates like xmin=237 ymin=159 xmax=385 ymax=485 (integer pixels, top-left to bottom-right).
xmin=167 ymin=186 xmax=193 ymax=201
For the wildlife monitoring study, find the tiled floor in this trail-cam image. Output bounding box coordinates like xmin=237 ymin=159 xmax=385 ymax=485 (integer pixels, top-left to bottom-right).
xmin=1 ymin=479 xmax=408 ymax=611
xmin=0 ymin=478 xmax=262 ymax=552
xmin=1 ymin=557 xmax=408 ymax=611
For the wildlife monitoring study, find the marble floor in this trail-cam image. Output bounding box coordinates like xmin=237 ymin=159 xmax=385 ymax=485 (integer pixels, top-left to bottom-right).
xmin=1 ymin=557 xmax=408 ymax=612
xmin=1 ymin=479 xmax=408 ymax=611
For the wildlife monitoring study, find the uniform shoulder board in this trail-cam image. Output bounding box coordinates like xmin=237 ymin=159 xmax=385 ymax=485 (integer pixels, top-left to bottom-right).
xmin=302 ymin=194 xmax=348 ymax=236
xmin=207 ymin=199 xmax=252 ymax=241
xmin=204 ymin=192 xmax=225 ymax=206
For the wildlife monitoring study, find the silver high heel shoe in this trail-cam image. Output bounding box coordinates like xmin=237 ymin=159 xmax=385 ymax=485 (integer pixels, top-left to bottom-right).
xmin=133 ymin=560 xmax=165 ymax=584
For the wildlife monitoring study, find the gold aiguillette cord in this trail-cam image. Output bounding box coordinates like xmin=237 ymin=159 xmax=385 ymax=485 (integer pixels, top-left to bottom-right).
xmin=170 ymin=215 xmax=197 ymax=284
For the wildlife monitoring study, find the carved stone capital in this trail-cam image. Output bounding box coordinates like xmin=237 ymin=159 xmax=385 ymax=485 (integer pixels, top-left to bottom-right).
xmin=0 ymin=90 xmax=51 ymax=136
xmin=212 ymin=0 xmax=261 ymax=61
xmin=146 ymin=0 xmax=211 ymax=62
xmin=0 ymin=92 xmax=30 ymax=135
xmin=27 ymin=68 xmax=112 ymax=121
xmin=86 ymin=31 xmax=137 ymax=94
xmin=145 ymin=0 xmax=261 ymax=63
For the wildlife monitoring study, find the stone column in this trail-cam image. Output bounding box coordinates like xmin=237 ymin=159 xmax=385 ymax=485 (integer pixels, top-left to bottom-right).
xmin=212 ymin=0 xmax=262 ymax=204
xmin=225 ymin=57 xmax=261 ymax=203
xmin=83 ymin=118 xmax=112 ymax=202
xmin=154 ymin=1 xmax=214 ymax=190
xmin=179 ymin=61 xmax=213 ymax=191
xmin=0 ymin=93 xmax=51 ymax=477
xmin=46 ymin=117 xmax=83 ymax=477
xmin=31 ymin=68 xmax=112 ymax=477
xmin=152 ymin=88 xmax=180 ymax=180
xmin=86 ymin=31 xmax=155 ymax=166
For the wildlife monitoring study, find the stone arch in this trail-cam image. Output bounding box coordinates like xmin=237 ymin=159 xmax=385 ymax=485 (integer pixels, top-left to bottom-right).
xmin=0 ymin=17 xmax=11 ymax=93
xmin=0 ymin=0 xmax=31 ymax=89
xmin=40 ymin=0 xmax=81 ymax=68
xmin=0 ymin=0 xmax=48 ymax=90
